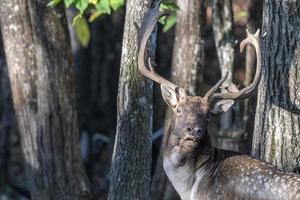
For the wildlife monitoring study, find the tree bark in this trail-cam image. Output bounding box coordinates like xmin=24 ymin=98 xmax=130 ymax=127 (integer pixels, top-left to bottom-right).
xmin=212 ymin=0 xmax=234 ymax=87
xmin=212 ymin=0 xmax=249 ymax=152
xmin=211 ymin=0 xmax=235 ymax=138
xmin=151 ymin=0 xmax=206 ymax=199
xmin=108 ymin=1 xmax=155 ymax=199
xmin=171 ymin=0 xmax=206 ymax=95
xmin=0 ymin=1 xmax=92 ymax=199
xmin=252 ymin=1 xmax=300 ymax=173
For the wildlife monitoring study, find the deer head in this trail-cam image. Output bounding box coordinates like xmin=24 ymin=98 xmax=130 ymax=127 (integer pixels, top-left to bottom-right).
xmin=136 ymin=4 xmax=261 ymax=145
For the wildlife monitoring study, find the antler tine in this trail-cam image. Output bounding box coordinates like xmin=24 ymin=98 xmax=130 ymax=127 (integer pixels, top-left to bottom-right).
xmin=209 ymin=29 xmax=261 ymax=102
xmin=204 ymin=71 xmax=229 ymax=100
xmin=137 ymin=2 xmax=179 ymax=90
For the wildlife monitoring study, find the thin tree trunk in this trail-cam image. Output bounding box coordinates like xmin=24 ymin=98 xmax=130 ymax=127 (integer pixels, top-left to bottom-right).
xmin=212 ymin=0 xmax=248 ymax=152
xmin=0 ymin=1 xmax=92 ymax=199
xmin=252 ymin=1 xmax=300 ymax=173
xmin=171 ymin=0 xmax=206 ymax=95
xmin=151 ymin=0 xmax=206 ymax=199
xmin=108 ymin=1 xmax=155 ymax=199
xmin=211 ymin=0 xmax=235 ymax=138
xmin=212 ymin=0 xmax=234 ymax=88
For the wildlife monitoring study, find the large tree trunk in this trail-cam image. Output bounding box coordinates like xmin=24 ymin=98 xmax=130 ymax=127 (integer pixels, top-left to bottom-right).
xmin=151 ymin=0 xmax=206 ymax=199
xmin=0 ymin=1 xmax=92 ymax=199
xmin=108 ymin=1 xmax=155 ymax=199
xmin=252 ymin=1 xmax=300 ymax=173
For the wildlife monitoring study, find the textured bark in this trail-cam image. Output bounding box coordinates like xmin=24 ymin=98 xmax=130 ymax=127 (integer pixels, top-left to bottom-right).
xmin=151 ymin=0 xmax=206 ymax=199
xmin=0 ymin=1 xmax=92 ymax=199
xmin=252 ymin=1 xmax=300 ymax=173
xmin=212 ymin=0 xmax=235 ymax=139
xmin=108 ymin=1 xmax=155 ymax=199
xmin=212 ymin=0 xmax=234 ymax=86
xmin=171 ymin=0 xmax=206 ymax=95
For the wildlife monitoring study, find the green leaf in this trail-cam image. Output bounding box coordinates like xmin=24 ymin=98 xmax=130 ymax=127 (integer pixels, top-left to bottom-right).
xmin=96 ymin=0 xmax=111 ymax=14
xmin=72 ymin=13 xmax=82 ymax=26
xmin=47 ymin=0 xmax=61 ymax=7
xmin=158 ymin=1 xmax=178 ymax=32
xmin=64 ymin=0 xmax=75 ymax=7
xmin=162 ymin=13 xmax=176 ymax=32
xmin=74 ymin=16 xmax=91 ymax=47
xmin=88 ymin=10 xmax=103 ymax=22
xmin=75 ymin=0 xmax=89 ymax=13
xmin=159 ymin=1 xmax=179 ymax=12
xmin=89 ymin=0 xmax=99 ymax=4
xmin=109 ymin=0 xmax=124 ymax=11
xmin=158 ymin=16 xmax=166 ymax=25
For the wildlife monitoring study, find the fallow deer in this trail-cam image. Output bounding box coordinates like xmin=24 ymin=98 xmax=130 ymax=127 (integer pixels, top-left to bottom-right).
xmin=136 ymin=3 xmax=300 ymax=200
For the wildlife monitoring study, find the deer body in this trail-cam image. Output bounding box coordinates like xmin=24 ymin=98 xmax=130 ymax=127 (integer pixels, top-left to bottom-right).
xmin=137 ymin=3 xmax=300 ymax=200
xmin=163 ymin=118 xmax=300 ymax=200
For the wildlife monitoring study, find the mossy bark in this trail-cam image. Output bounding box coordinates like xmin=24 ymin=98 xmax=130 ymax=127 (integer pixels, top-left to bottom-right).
xmin=252 ymin=0 xmax=300 ymax=173
xmin=108 ymin=1 xmax=155 ymax=199
xmin=0 ymin=1 xmax=92 ymax=199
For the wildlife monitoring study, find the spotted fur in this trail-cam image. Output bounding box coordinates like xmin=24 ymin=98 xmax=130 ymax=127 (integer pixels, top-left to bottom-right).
xmin=163 ymin=98 xmax=300 ymax=200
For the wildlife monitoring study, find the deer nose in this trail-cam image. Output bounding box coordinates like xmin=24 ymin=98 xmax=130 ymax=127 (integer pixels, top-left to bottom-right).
xmin=194 ymin=127 xmax=202 ymax=134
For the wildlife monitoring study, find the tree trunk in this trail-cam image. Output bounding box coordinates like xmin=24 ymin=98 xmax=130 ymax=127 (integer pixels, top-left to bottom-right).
xmin=252 ymin=1 xmax=300 ymax=173
xmin=212 ymin=0 xmax=249 ymax=153
xmin=212 ymin=0 xmax=234 ymax=87
xmin=0 ymin=1 xmax=92 ymax=199
xmin=108 ymin=1 xmax=155 ymax=199
xmin=211 ymin=0 xmax=235 ymax=138
xmin=171 ymin=0 xmax=206 ymax=95
xmin=151 ymin=0 xmax=206 ymax=199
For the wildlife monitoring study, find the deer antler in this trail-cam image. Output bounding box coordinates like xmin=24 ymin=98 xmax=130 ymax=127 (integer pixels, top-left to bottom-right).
xmin=137 ymin=5 xmax=261 ymax=103
xmin=136 ymin=2 xmax=180 ymax=90
xmin=205 ymin=29 xmax=261 ymax=102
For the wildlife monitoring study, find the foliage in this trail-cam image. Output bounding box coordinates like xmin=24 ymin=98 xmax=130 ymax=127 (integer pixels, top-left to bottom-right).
xmin=159 ymin=1 xmax=179 ymax=32
xmin=47 ymin=0 xmax=179 ymax=46
xmin=48 ymin=0 xmax=124 ymax=23
xmin=73 ymin=16 xmax=91 ymax=47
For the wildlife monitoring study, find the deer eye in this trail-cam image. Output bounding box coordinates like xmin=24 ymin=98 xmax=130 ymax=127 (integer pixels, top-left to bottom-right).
xmin=186 ymin=127 xmax=193 ymax=133
xmin=176 ymin=107 xmax=182 ymax=115
xmin=206 ymin=113 xmax=212 ymax=121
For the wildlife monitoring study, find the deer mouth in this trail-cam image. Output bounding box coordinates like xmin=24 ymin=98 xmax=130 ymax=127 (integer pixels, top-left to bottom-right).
xmin=182 ymin=136 xmax=201 ymax=143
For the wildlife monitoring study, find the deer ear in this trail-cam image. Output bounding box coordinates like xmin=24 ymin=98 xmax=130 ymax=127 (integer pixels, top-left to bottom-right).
xmin=210 ymin=100 xmax=235 ymax=115
xmin=161 ymin=84 xmax=186 ymax=108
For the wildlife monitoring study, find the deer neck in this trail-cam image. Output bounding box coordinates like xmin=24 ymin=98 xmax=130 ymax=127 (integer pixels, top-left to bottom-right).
xmin=162 ymin=120 xmax=219 ymax=199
